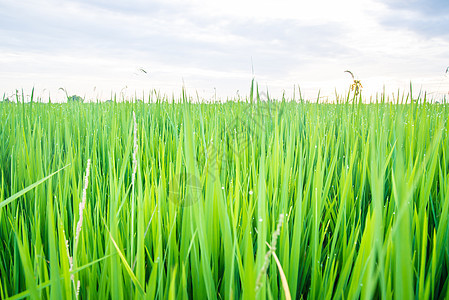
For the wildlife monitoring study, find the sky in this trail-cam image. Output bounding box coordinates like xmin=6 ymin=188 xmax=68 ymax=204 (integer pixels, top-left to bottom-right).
xmin=0 ymin=0 xmax=448 ymax=102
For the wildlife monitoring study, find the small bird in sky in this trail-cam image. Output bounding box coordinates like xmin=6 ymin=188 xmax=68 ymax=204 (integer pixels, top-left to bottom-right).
xmin=133 ymin=68 xmax=150 ymax=76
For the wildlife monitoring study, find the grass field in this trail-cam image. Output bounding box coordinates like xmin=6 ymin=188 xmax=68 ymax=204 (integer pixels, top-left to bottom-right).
xmin=0 ymin=91 xmax=448 ymax=299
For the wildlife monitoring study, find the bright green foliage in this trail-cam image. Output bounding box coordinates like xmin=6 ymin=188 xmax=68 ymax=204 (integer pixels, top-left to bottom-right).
xmin=0 ymin=93 xmax=448 ymax=299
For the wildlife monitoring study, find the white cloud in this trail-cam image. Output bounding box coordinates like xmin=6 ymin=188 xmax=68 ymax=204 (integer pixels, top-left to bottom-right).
xmin=0 ymin=0 xmax=448 ymax=102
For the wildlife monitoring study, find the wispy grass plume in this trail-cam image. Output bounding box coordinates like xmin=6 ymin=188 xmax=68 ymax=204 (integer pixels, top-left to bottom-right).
xmin=255 ymin=213 xmax=285 ymax=293
xmin=65 ymin=158 xmax=91 ymax=298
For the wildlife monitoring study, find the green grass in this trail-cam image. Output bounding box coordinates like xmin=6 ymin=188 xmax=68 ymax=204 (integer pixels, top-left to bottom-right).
xmin=0 ymin=91 xmax=448 ymax=299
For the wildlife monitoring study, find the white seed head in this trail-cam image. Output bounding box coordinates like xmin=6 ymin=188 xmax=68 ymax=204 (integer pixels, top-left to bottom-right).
xmin=132 ymin=111 xmax=138 ymax=189
xmin=75 ymin=159 xmax=91 ymax=246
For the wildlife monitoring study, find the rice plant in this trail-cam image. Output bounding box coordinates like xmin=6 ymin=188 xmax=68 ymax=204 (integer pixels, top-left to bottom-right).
xmin=0 ymin=89 xmax=448 ymax=299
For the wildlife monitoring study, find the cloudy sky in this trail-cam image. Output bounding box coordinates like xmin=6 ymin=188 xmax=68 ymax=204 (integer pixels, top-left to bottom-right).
xmin=0 ymin=0 xmax=448 ymax=102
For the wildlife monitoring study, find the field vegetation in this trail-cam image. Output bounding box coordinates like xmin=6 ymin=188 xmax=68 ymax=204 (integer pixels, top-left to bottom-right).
xmin=0 ymin=89 xmax=448 ymax=299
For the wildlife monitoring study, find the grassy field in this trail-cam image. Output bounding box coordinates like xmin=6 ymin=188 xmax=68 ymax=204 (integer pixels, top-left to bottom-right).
xmin=0 ymin=92 xmax=448 ymax=299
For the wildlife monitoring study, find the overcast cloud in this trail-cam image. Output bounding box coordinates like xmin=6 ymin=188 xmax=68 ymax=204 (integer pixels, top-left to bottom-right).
xmin=0 ymin=0 xmax=448 ymax=101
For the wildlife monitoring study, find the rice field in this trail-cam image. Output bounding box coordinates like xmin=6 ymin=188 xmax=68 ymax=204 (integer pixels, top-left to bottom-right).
xmin=0 ymin=91 xmax=448 ymax=299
